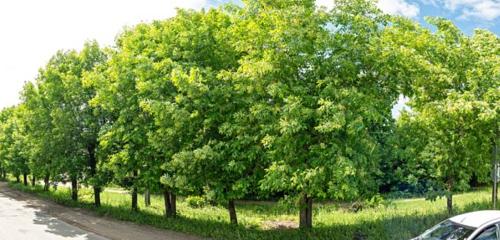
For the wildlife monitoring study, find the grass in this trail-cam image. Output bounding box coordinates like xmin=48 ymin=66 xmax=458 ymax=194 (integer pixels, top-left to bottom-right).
xmin=2 ymin=178 xmax=495 ymax=240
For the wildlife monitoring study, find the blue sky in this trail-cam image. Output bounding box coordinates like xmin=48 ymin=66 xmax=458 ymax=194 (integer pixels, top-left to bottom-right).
xmin=410 ymin=0 xmax=499 ymax=35
xmin=213 ymin=0 xmax=499 ymax=35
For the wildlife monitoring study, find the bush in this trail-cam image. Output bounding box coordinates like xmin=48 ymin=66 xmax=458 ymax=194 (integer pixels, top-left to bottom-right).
xmin=349 ymin=194 xmax=389 ymax=212
xmin=186 ymin=196 xmax=206 ymax=208
xmin=364 ymin=194 xmax=387 ymax=208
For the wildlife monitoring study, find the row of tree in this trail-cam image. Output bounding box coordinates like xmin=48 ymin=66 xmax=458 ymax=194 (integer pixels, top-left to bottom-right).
xmin=0 ymin=0 xmax=498 ymax=228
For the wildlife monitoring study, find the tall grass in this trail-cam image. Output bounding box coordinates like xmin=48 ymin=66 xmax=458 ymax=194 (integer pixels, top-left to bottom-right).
xmin=5 ymin=180 xmax=494 ymax=240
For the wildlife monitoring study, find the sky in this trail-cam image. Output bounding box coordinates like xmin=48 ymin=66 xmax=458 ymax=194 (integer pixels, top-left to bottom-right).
xmin=0 ymin=0 xmax=498 ymax=114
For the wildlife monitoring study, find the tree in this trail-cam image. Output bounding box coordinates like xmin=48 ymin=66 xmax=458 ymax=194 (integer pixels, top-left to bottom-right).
xmin=0 ymin=106 xmax=31 ymax=185
xmin=21 ymin=80 xmax=61 ymax=191
xmin=49 ymin=41 xmax=107 ymax=204
xmin=380 ymin=113 xmax=439 ymax=195
xmin=90 ymin=30 xmax=158 ymax=211
xmin=0 ymin=108 xmax=15 ymax=181
xmin=226 ymin=0 xmax=408 ymax=228
xmin=94 ymin=7 xmax=251 ymax=221
xmin=0 ymin=122 xmax=4 ymax=178
xmin=140 ymin=8 xmax=257 ymax=224
xmin=21 ymin=42 xmax=107 ymax=203
xmin=397 ymin=18 xmax=499 ymax=213
xmin=11 ymin=105 xmax=31 ymax=186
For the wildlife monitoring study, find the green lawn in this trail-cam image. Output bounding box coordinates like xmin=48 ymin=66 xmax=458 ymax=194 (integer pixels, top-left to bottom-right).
xmin=4 ymin=180 xmax=494 ymax=240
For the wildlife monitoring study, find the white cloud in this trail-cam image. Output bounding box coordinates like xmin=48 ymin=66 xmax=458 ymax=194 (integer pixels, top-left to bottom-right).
xmin=443 ymin=0 xmax=500 ymax=20
xmin=420 ymin=0 xmax=439 ymax=7
xmin=377 ymin=0 xmax=421 ymax=18
xmin=0 ymin=0 xmax=209 ymax=110
xmin=315 ymin=0 xmax=421 ymax=18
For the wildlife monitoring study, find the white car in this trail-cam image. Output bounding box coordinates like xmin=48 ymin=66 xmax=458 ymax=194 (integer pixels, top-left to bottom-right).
xmin=413 ymin=211 xmax=500 ymax=240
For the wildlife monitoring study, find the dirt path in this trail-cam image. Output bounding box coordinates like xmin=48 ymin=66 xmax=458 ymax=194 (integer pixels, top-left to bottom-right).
xmin=0 ymin=182 xmax=204 ymax=240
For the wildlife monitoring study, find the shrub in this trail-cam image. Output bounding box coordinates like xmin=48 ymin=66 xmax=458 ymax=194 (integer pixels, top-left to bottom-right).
xmin=364 ymin=194 xmax=387 ymax=208
xmin=186 ymin=196 xmax=206 ymax=208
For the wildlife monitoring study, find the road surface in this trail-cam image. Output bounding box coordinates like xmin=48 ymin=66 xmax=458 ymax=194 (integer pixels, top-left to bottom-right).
xmin=0 ymin=184 xmax=108 ymax=240
xmin=0 ymin=182 xmax=203 ymax=240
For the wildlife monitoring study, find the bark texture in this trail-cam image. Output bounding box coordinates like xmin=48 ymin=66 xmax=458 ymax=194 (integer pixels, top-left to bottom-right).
xmin=43 ymin=174 xmax=50 ymax=191
xmin=228 ymin=200 xmax=238 ymax=225
xmin=131 ymin=170 xmax=138 ymax=211
xmin=23 ymin=174 xmax=28 ymax=186
xmin=145 ymin=189 xmax=151 ymax=207
xmin=71 ymin=177 xmax=78 ymax=201
xmin=88 ymin=143 xmax=100 ymax=207
xmin=299 ymin=193 xmax=313 ymax=229
xmin=164 ymin=189 xmax=177 ymax=217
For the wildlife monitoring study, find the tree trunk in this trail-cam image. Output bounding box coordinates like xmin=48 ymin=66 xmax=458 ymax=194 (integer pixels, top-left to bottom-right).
xmin=88 ymin=143 xmax=100 ymax=207
xmin=145 ymin=189 xmax=151 ymax=207
xmin=1 ymin=169 xmax=5 ymax=179
xmin=94 ymin=186 xmax=101 ymax=207
xmin=71 ymin=177 xmax=78 ymax=201
xmin=493 ymin=134 xmax=498 ymax=209
xmin=170 ymin=192 xmax=177 ymax=217
xmin=228 ymin=199 xmax=238 ymax=225
xmin=15 ymin=175 xmax=20 ymax=183
xmin=43 ymin=174 xmax=50 ymax=191
xmin=299 ymin=193 xmax=313 ymax=229
xmin=447 ymin=194 xmax=453 ymax=214
xmin=162 ymin=188 xmax=177 ymax=217
xmin=131 ymin=186 xmax=138 ymax=211
xmin=306 ymin=197 xmax=313 ymax=227
xmin=31 ymin=176 xmax=36 ymax=187
xmin=446 ymin=178 xmax=454 ymax=215
xmin=493 ymin=167 xmax=498 ymax=209
xmin=23 ymin=173 xmax=28 ymax=186
xmin=164 ymin=189 xmax=172 ymax=217
xmin=130 ymin=170 xmax=139 ymax=211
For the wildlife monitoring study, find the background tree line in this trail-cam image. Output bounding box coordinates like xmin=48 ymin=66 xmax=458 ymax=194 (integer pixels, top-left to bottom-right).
xmin=0 ymin=0 xmax=498 ymax=229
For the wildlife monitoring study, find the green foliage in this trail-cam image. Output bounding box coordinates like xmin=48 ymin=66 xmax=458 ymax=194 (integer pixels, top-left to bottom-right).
xmin=387 ymin=16 xmax=500 ymax=212
xmin=12 ymin=41 xmax=108 ymax=200
xmin=186 ymin=196 xmax=207 ymax=208
xmin=0 ymin=0 xmax=498 ymax=234
xmin=0 ymin=106 xmax=30 ymax=179
xmin=381 ymin=114 xmax=440 ymax=195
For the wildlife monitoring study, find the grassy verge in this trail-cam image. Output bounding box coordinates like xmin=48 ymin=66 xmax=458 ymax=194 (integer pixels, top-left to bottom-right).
xmin=5 ymin=180 xmax=494 ymax=240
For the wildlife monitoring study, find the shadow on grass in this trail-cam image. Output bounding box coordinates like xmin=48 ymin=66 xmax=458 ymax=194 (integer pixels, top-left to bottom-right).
xmin=6 ymin=182 xmax=495 ymax=240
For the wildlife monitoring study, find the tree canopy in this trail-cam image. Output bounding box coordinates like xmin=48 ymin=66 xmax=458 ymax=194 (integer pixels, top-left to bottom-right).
xmin=0 ymin=0 xmax=498 ymax=229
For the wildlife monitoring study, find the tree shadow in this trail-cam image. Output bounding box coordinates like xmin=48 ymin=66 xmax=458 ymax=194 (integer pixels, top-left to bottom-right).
xmin=177 ymin=199 xmax=493 ymax=240
xmin=0 ymin=184 xmax=105 ymax=240
xmin=33 ymin=210 xmax=104 ymax=240
xmin=79 ymin=201 xmax=453 ymax=240
xmin=5 ymin=181 xmax=497 ymax=240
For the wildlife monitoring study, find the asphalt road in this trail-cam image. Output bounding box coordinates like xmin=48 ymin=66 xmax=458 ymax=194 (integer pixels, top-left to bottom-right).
xmin=0 ymin=182 xmax=203 ymax=240
xmin=0 ymin=188 xmax=108 ymax=240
